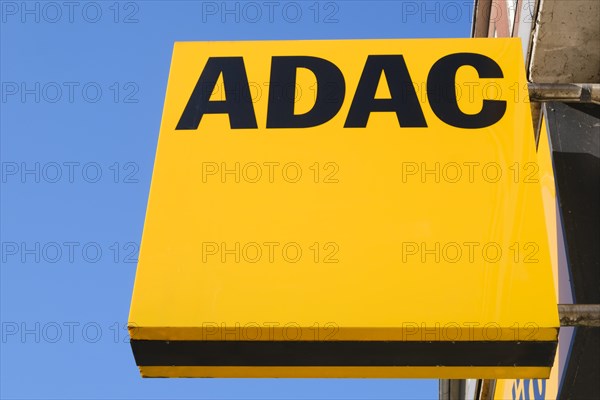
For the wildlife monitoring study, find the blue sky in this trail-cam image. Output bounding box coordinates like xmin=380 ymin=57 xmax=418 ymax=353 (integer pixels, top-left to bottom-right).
xmin=1 ymin=1 xmax=471 ymax=398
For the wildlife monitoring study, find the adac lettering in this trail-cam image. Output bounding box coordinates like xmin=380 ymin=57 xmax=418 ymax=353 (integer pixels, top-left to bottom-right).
xmin=176 ymin=53 xmax=506 ymax=130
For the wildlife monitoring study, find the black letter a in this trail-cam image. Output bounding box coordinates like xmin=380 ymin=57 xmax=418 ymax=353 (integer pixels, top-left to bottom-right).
xmin=176 ymin=57 xmax=257 ymax=130
xmin=344 ymin=55 xmax=427 ymax=128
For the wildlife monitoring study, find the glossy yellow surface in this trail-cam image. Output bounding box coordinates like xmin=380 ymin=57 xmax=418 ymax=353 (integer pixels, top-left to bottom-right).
xmin=494 ymin=114 xmax=561 ymax=397
xmin=129 ymin=39 xmax=559 ymax=377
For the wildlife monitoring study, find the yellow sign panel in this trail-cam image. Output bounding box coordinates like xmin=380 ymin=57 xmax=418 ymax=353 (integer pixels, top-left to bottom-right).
xmin=493 ymin=110 xmax=561 ymax=399
xmin=129 ymin=39 xmax=559 ymax=378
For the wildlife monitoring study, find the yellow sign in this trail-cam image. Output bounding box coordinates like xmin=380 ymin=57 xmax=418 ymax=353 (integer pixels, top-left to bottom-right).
xmin=129 ymin=39 xmax=559 ymax=378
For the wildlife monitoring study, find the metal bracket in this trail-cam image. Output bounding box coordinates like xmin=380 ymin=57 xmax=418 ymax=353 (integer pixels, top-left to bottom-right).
xmin=558 ymin=304 xmax=600 ymax=327
xmin=528 ymin=83 xmax=600 ymax=104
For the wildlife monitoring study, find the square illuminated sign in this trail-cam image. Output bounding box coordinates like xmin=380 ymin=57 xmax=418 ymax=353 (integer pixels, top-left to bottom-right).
xmin=129 ymin=39 xmax=559 ymax=378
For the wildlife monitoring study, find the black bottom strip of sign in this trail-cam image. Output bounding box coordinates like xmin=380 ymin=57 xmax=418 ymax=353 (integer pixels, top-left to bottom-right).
xmin=131 ymin=340 xmax=557 ymax=367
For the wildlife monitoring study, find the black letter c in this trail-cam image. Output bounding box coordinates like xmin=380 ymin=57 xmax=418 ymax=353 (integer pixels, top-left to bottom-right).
xmin=427 ymin=53 xmax=506 ymax=129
